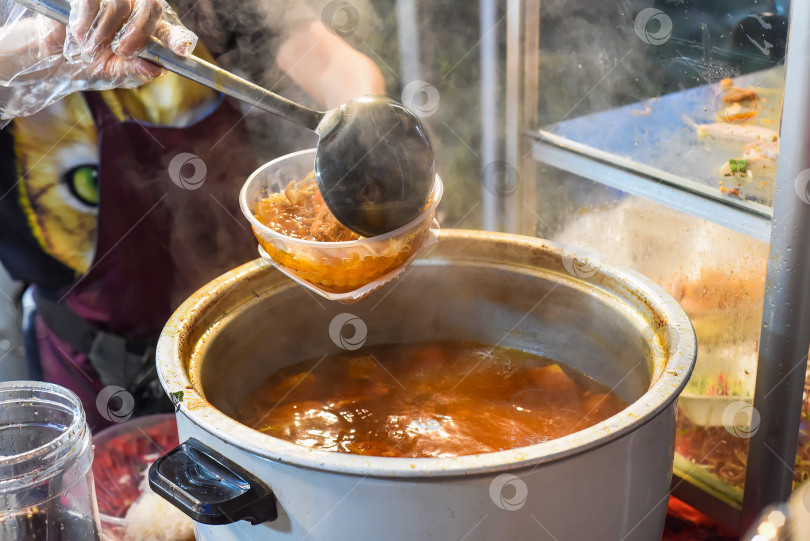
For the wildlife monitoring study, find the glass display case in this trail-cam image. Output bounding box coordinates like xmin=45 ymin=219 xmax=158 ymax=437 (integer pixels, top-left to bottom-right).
xmin=501 ymin=0 xmax=808 ymax=534
xmin=528 ymin=1 xmax=787 ymax=240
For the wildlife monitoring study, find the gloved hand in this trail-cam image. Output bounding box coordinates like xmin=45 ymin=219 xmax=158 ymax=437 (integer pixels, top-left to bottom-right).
xmin=0 ymin=0 xmax=196 ymax=123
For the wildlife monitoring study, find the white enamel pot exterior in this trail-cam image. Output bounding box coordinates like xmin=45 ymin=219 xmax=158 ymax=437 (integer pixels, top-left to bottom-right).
xmin=154 ymin=230 xmax=696 ymax=541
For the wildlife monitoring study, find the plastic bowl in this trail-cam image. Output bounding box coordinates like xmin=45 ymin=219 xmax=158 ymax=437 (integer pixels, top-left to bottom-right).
xmin=239 ymin=148 xmax=443 ymax=297
xmin=92 ymin=414 xmax=179 ymax=541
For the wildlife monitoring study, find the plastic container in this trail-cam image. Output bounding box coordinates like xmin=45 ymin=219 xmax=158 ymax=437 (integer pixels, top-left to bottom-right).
xmin=240 ymin=148 xmax=442 ymax=302
xmin=0 ymin=381 xmax=101 ymax=540
xmin=91 ymin=414 xmax=181 ymax=541
xmin=679 ymin=394 xmax=755 ymax=428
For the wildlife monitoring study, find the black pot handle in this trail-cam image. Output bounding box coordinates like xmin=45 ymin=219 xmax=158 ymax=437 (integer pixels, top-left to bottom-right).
xmin=148 ymin=438 xmax=278 ymax=526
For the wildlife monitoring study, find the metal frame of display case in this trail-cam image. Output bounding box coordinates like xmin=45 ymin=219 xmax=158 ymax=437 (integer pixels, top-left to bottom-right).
xmin=499 ymin=0 xmax=810 ymax=534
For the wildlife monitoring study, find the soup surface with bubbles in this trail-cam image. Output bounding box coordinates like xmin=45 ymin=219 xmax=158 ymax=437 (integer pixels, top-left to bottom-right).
xmin=235 ymin=341 xmax=626 ymax=457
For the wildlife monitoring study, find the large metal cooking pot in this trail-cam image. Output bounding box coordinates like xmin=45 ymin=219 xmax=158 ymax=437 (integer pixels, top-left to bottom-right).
xmin=151 ymin=230 xmax=695 ymax=541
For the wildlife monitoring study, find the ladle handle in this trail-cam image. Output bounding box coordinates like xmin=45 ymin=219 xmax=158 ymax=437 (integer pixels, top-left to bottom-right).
xmin=14 ymin=0 xmax=326 ymax=131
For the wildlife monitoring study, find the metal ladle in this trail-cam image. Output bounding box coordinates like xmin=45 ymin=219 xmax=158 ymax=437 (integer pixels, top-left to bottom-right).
xmin=18 ymin=0 xmax=436 ymax=237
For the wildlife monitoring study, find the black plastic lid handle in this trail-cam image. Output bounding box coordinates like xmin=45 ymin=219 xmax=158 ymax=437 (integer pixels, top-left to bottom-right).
xmin=148 ymin=438 xmax=278 ymax=526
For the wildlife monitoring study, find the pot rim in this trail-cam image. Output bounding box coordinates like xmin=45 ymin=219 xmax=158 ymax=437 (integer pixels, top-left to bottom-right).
xmin=157 ymin=230 xmax=696 ymax=478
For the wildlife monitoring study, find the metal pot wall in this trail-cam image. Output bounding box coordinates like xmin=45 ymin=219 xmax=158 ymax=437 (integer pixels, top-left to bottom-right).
xmin=152 ymin=230 xmax=696 ymax=541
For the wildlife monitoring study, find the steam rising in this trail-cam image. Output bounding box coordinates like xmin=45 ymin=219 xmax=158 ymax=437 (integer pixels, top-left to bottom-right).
xmin=153 ymin=0 xmax=379 ymax=307
xmin=174 ymin=0 xmax=322 ymax=160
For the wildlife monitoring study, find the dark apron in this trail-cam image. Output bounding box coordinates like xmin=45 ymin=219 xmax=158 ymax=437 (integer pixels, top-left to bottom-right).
xmin=35 ymin=91 xmax=257 ymax=431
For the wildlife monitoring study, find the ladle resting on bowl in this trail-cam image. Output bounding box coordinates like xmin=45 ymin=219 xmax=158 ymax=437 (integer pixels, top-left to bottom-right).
xmin=17 ymin=0 xmax=436 ymax=237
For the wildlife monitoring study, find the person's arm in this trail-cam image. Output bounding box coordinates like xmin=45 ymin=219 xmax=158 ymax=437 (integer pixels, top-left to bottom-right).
xmin=275 ymin=19 xmax=385 ymax=110
xmin=0 ymin=0 xmax=195 ymax=122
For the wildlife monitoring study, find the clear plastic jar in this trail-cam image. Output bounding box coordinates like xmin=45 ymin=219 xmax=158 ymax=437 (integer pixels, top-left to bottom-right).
xmin=0 ymin=381 xmax=101 ymax=540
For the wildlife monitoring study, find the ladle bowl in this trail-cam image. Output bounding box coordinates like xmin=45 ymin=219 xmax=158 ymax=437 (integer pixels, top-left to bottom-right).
xmin=315 ymin=96 xmax=435 ymax=236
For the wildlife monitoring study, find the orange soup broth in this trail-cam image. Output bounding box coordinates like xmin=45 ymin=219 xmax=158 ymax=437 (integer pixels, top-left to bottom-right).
xmin=235 ymin=341 xmax=626 ymax=458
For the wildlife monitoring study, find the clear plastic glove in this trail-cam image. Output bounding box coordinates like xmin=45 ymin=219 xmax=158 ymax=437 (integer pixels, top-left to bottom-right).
xmin=0 ymin=0 xmax=196 ymax=123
